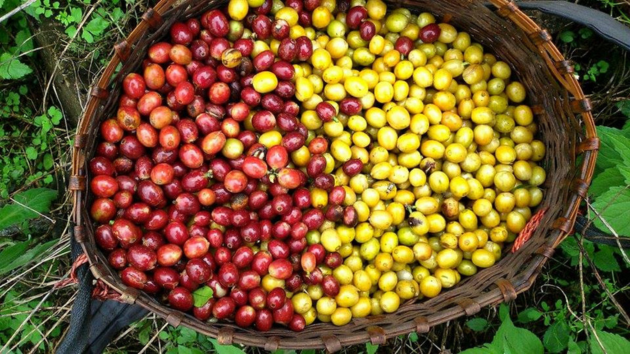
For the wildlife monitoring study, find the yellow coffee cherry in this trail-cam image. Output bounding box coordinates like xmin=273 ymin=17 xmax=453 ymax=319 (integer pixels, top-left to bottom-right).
xmin=344 ymin=76 xmax=369 ymax=98
xmin=378 ymin=271 xmax=398 ymax=291
xmin=374 ymin=81 xmax=394 ymax=103
xmin=321 ymin=229 xmax=341 ymax=252
xmin=386 ymin=106 xmax=411 ymax=130
xmin=369 ymin=210 xmax=393 ymax=230
xmin=392 ymin=245 xmax=414 ymax=264
xmin=252 ymin=72 xmax=278 ymax=93
xmin=312 ymin=6 xmax=333 ymax=29
xmin=472 ymin=249 xmax=496 ymax=268
xmin=377 ymin=127 xmax=398 ymax=150
xmin=420 ymin=276 xmax=442 ymax=297
xmin=379 ymin=291 xmax=401 ymax=313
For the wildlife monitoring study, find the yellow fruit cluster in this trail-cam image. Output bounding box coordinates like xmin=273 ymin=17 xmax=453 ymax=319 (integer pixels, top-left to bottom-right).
xmin=236 ymin=0 xmax=546 ymax=326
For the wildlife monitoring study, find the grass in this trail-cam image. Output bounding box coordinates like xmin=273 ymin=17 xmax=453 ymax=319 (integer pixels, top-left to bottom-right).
xmin=1 ymin=0 xmax=630 ymax=353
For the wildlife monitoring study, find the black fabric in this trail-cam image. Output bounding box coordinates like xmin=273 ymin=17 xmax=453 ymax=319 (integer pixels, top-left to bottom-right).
xmin=508 ymin=1 xmax=630 ymax=52
xmin=57 ymin=228 xmax=93 ymax=354
xmin=517 ymin=1 xmax=630 ymax=52
xmin=575 ymin=214 xmax=630 ymax=248
xmin=86 ymin=301 xmax=148 ymax=353
xmin=56 ymin=228 xmax=148 ymax=354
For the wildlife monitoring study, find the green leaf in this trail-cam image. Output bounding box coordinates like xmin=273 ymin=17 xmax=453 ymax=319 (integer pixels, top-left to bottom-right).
xmin=498 ymin=303 xmax=509 ymax=322
xmin=589 ymin=167 xmax=630 ymax=197
xmin=209 ymin=339 xmax=246 ymax=354
xmin=111 ymin=8 xmax=124 ymax=21
xmin=50 ymin=324 xmax=61 ymax=337
xmin=617 ymin=100 xmax=630 ymax=118
xmin=517 ymin=308 xmax=543 ymax=323
xmin=579 ymin=27 xmax=593 ymax=39
xmin=14 ymin=188 xmax=57 ymax=212
xmin=301 ymin=350 xmax=316 ymax=354
xmin=25 ymin=146 xmax=37 ymax=160
xmin=0 ymin=53 xmax=33 ymax=80
xmin=138 ymin=323 xmax=151 ymax=345
xmin=596 ymin=126 xmax=630 ymax=172
xmin=70 ymin=6 xmax=83 ymax=23
xmin=65 ymin=26 xmax=77 ymax=38
xmin=178 ymin=346 xmax=192 ymax=354
xmin=604 ymin=315 xmax=618 ymax=329
xmin=408 ymin=332 xmax=419 ymax=342
xmin=592 ymin=186 xmax=630 ymax=236
xmin=0 ymin=241 xmax=31 ymax=272
xmin=15 ymin=29 xmax=34 ymax=54
xmin=43 ymin=153 xmax=54 ymax=170
xmin=460 ymin=345 xmax=500 ymax=354
xmin=0 ymin=316 xmax=11 ymax=331
xmin=590 ymin=330 xmax=630 ymax=354
xmin=567 ymin=339 xmax=581 ymax=354
xmin=192 ymin=286 xmax=214 ymax=307
xmin=0 ymin=239 xmax=57 ymax=275
xmin=593 ymin=245 xmax=620 ymax=272
xmin=366 ymin=343 xmax=378 ymax=354
xmin=41 ymin=116 xmax=52 ymax=133
xmin=0 ymin=188 xmax=57 ymax=230
xmin=493 ymin=316 xmax=544 ymax=354
xmin=543 ymin=321 xmax=570 ymax=353
xmin=466 ymin=318 xmax=488 ymax=332
xmin=559 ymin=31 xmax=575 ymax=43
xmin=177 ymin=328 xmax=197 ymax=345
xmin=81 ymin=30 xmax=93 ymax=43
xmin=83 ymin=15 xmax=110 ymax=39
xmin=48 ymin=106 xmax=62 ymax=125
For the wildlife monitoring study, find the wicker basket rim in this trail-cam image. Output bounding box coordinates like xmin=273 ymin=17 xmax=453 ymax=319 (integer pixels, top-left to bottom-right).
xmin=69 ymin=0 xmax=599 ymax=350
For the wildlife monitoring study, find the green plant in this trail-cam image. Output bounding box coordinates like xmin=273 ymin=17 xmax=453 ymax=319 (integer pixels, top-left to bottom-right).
xmin=593 ymin=0 xmax=630 ymax=25
xmin=0 ymin=1 xmax=71 ymax=197
xmin=134 ymin=322 xmax=248 ymax=354
xmin=0 ymin=101 xmax=66 ymax=197
xmin=0 ymin=1 xmax=35 ymax=80
xmin=567 ymin=122 xmax=630 ymax=272
xmin=589 ymin=124 xmax=630 ymax=237
xmin=0 ymin=290 xmax=62 ymax=352
xmin=461 ymin=304 xmax=544 ymax=354
xmin=559 ymin=27 xmax=594 ymax=45
xmin=575 ymin=60 xmax=610 ymax=82
xmin=558 ymin=26 xmax=615 ymax=82
xmin=462 ymin=304 xmax=630 ymax=354
xmin=0 ymin=188 xmax=58 ymax=275
xmin=26 ymin=0 xmax=137 ymax=64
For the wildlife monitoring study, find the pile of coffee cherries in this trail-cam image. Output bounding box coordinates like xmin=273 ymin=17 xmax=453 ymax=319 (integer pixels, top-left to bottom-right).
xmin=89 ymin=0 xmax=546 ymax=331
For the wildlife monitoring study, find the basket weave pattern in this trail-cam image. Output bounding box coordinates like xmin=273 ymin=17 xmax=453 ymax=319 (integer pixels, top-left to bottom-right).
xmin=70 ymin=0 xmax=598 ymax=350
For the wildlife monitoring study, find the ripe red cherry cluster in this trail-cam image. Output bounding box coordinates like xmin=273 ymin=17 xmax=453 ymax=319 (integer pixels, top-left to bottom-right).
xmin=87 ymin=0 xmax=367 ymax=333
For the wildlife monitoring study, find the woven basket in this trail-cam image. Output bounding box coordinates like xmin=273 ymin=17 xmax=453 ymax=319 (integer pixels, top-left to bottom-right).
xmin=70 ymin=0 xmax=599 ymax=351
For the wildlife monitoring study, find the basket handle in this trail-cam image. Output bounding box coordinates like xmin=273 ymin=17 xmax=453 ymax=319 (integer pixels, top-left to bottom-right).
xmin=499 ymin=1 xmax=630 ymax=51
